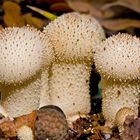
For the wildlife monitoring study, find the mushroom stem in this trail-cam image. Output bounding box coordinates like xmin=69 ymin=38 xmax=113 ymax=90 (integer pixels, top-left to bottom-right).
xmin=102 ymin=79 xmax=139 ymax=129
xmin=0 ymin=104 xmax=9 ymax=118
xmin=49 ymin=63 xmax=91 ymax=121
xmin=39 ymin=69 xmax=51 ymax=108
xmin=1 ymin=74 xmax=41 ymax=118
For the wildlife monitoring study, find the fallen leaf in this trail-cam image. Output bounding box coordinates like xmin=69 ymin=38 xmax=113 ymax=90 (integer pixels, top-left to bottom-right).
xmin=0 ymin=111 xmax=37 ymax=138
xmin=66 ymin=0 xmax=115 ymax=19
xmin=23 ymin=13 xmax=44 ymax=29
xmin=102 ymin=0 xmax=140 ymax=14
xmin=39 ymin=0 xmax=65 ymax=4
xmin=101 ymin=19 xmax=140 ymax=31
xmin=50 ymin=2 xmax=72 ymax=12
xmin=3 ymin=1 xmax=25 ymax=27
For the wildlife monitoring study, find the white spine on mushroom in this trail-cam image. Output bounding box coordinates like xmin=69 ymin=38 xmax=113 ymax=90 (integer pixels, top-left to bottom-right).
xmin=2 ymin=77 xmax=41 ymax=118
xmin=43 ymin=12 xmax=105 ymax=121
xmin=50 ymin=63 xmax=91 ymax=121
xmin=17 ymin=125 xmax=33 ymax=140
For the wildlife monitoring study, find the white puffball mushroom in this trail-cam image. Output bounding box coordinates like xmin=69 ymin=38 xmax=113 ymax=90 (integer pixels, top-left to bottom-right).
xmin=115 ymin=107 xmax=137 ymax=132
xmin=94 ymin=33 xmax=140 ymax=82
xmin=43 ymin=12 xmax=105 ymax=121
xmin=94 ymin=33 xmax=140 ymax=130
xmin=17 ymin=125 xmax=34 ymax=140
xmin=0 ymin=26 xmax=54 ymax=118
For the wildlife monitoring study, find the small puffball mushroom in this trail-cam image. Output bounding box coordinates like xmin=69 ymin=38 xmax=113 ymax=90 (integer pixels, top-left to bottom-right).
xmin=17 ymin=125 xmax=34 ymax=140
xmin=94 ymin=33 xmax=140 ymax=130
xmin=0 ymin=26 xmax=54 ymax=118
xmin=35 ymin=105 xmax=69 ymax=140
xmin=115 ymin=107 xmax=137 ymax=132
xmin=94 ymin=33 xmax=140 ymax=82
xmin=43 ymin=12 xmax=105 ymax=121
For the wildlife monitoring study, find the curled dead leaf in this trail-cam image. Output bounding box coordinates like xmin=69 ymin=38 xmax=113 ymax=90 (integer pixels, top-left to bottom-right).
xmin=66 ymin=0 xmax=115 ymax=19
xmin=101 ymin=19 xmax=140 ymax=31
xmin=0 ymin=111 xmax=37 ymax=138
xmin=102 ymin=0 xmax=140 ymax=14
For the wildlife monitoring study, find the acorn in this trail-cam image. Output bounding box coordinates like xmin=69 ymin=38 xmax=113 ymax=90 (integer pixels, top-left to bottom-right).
xmin=35 ymin=105 xmax=69 ymax=140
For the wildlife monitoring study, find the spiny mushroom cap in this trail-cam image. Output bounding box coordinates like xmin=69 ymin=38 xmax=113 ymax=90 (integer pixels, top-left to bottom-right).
xmin=0 ymin=26 xmax=54 ymax=85
xmin=102 ymin=81 xmax=139 ymax=126
xmin=44 ymin=12 xmax=105 ymax=64
xmin=94 ymin=33 xmax=140 ymax=82
xmin=17 ymin=125 xmax=33 ymax=140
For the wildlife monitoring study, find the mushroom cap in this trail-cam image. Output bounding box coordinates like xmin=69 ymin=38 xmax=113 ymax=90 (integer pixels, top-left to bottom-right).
xmin=44 ymin=12 xmax=105 ymax=64
xmin=0 ymin=26 xmax=54 ymax=84
xmin=94 ymin=33 xmax=140 ymax=81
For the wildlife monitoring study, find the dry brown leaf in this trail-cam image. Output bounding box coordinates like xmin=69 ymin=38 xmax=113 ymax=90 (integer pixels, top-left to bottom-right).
xmin=102 ymin=0 xmax=140 ymax=14
xmin=101 ymin=19 xmax=140 ymax=31
xmin=66 ymin=0 xmax=115 ymax=19
xmin=50 ymin=2 xmax=72 ymax=12
xmin=3 ymin=1 xmax=25 ymax=27
xmin=23 ymin=13 xmax=44 ymax=29
xmin=0 ymin=111 xmax=37 ymax=138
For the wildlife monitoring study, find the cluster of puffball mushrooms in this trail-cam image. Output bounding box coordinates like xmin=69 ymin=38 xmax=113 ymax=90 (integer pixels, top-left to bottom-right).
xmin=0 ymin=12 xmax=139 ymax=139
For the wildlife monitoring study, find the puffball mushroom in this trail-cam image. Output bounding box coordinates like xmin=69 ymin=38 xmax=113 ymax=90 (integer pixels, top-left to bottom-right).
xmin=115 ymin=107 xmax=137 ymax=132
xmin=94 ymin=33 xmax=140 ymax=130
xmin=0 ymin=26 xmax=54 ymax=117
xmin=17 ymin=125 xmax=34 ymax=140
xmin=43 ymin=12 xmax=105 ymax=121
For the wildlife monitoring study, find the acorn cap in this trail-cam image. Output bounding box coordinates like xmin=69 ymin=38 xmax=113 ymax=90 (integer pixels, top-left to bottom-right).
xmin=35 ymin=105 xmax=69 ymax=140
